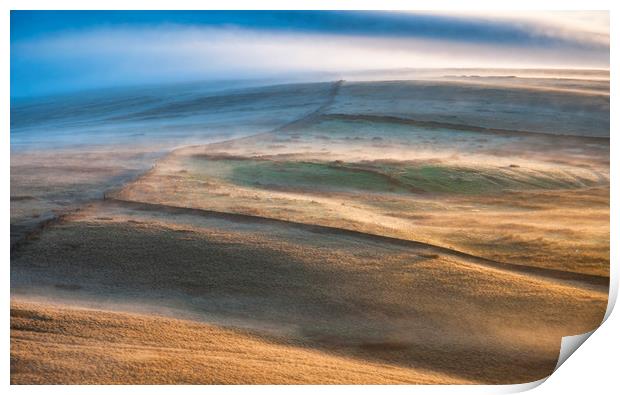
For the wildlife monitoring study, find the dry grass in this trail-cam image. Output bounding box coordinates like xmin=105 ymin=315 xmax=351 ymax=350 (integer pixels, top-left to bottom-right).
xmin=12 ymin=301 xmax=466 ymax=384
xmin=115 ymin=136 xmax=609 ymax=276
xmin=10 ymin=77 xmax=609 ymax=385
xmin=11 ymin=202 xmax=608 ymax=384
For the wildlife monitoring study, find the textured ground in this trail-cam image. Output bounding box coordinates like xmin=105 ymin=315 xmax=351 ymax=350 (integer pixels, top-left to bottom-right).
xmin=11 ymin=72 xmax=610 ymax=384
xmin=12 ymin=301 xmax=469 ymax=384
xmin=116 ymin=116 xmax=609 ymax=276
xmin=11 ymin=200 xmax=607 ymax=384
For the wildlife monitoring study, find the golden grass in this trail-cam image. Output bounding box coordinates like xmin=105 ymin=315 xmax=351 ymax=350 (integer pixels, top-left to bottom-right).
xmin=115 ymin=146 xmax=609 ymax=276
xmin=11 ymin=203 xmax=608 ymax=384
xmin=10 ymin=78 xmax=610 ymax=385
xmin=11 ymin=300 xmax=469 ymax=384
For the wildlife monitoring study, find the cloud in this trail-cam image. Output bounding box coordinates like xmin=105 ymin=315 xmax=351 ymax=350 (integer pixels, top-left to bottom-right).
xmin=10 ymin=11 xmax=610 ymax=97
xmin=420 ymin=11 xmax=609 ymax=47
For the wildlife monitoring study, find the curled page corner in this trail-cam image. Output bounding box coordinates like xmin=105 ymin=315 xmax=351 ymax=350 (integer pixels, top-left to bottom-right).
xmin=503 ymin=331 xmax=594 ymax=393
xmin=504 ymin=377 xmax=548 ymax=393
xmin=603 ymin=276 xmax=618 ymax=322
xmin=551 ymin=277 xmax=616 ymax=375
xmin=554 ymin=330 xmax=595 ymax=371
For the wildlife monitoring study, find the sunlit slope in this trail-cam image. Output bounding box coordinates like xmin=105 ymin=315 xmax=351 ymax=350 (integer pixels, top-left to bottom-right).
xmin=11 ymin=202 xmax=607 ymax=384
xmin=10 ymin=75 xmax=610 ymax=384
xmin=115 ymin=112 xmax=609 ymax=276
xmin=12 ymin=301 xmax=467 ymax=384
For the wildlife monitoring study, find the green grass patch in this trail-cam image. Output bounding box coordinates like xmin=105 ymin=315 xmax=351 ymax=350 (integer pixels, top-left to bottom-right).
xmin=186 ymin=157 xmax=592 ymax=195
xmin=230 ymin=160 xmax=408 ymax=193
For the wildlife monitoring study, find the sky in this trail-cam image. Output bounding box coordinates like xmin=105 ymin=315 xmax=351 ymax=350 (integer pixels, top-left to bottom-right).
xmin=10 ymin=10 xmax=610 ymax=98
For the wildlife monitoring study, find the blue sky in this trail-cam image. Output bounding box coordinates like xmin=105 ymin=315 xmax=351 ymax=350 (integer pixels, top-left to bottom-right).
xmin=10 ymin=11 xmax=610 ymax=98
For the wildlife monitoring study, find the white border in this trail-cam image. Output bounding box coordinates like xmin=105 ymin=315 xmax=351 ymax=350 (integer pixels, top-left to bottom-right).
xmin=3 ymin=1 xmax=617 ymax=394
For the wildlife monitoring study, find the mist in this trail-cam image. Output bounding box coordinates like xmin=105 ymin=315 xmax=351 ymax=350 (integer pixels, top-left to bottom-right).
xmin=10 ymin=11 xmax=610 ymax=98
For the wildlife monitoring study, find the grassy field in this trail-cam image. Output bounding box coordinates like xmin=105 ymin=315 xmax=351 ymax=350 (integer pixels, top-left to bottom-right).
xmin=13 ymin=301 xmax=466 ymax=384
xmin=11 ymin=76 xmax=610 ymax=384
xmin=116 ymin=113 xmax=609 ymax=276
xmin=11 ymin=201 xmax=607 ymax=384
xmin=186 ymin=156 xmax=601 ymax=195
